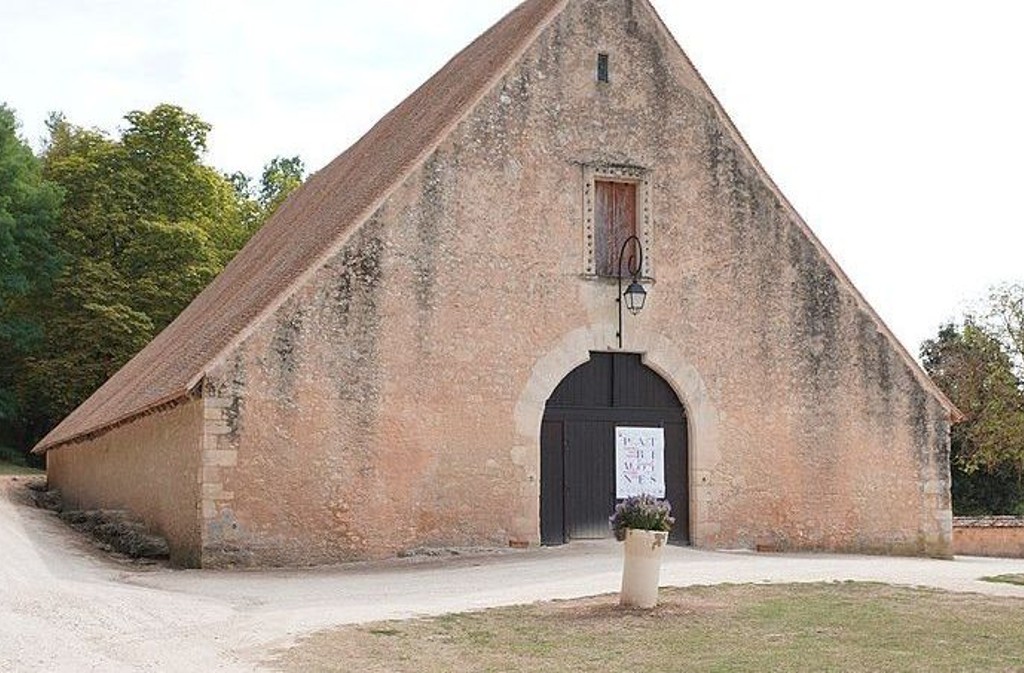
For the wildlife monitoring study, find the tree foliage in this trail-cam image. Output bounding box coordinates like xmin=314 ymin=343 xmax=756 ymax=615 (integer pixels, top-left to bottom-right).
xmin=230 ymin=154 xmax=304 ymax=234
xmin=21 ymin=106 xmax=240 ymax=430
xmin=987 ymin=283 xmax=1024 ymax=379
xmin=0 ymin=105 xmax=61 ymax=430
xmin=0 ymin=103 xmax=305 ymax=452
xmin=922 ymin=303 xmax=1024 ymax=515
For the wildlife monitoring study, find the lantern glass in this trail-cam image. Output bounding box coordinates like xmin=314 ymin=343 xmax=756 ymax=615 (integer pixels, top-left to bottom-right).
xmin=623 ymin=281 xmax=647 ymax=315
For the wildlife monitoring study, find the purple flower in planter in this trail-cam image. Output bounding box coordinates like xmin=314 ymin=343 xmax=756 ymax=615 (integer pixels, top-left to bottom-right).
xmin=609 ymin=494 xmax=675 ymax=541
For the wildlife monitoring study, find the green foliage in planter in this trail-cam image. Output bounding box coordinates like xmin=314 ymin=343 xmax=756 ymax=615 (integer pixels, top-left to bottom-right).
xmin=609 ymin=494 xmax=674 ymax=541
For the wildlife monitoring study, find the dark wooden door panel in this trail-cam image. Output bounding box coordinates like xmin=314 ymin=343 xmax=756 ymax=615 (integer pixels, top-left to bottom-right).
xmin=664 ymin=419 xmax=689 ymax=543
xmin=565 ymin=420 xmax=616 ymax=539
xmin=612 ymin=353 xmax=682 ymax=409
xmin=547 ymin=353 xmax=613 ymax=408
xmin=540 ymin=420 xmax=565 ymax=545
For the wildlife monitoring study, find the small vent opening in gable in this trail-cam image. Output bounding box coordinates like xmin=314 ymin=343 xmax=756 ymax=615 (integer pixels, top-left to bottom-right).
xmin=597 ymin=53 xmax=610 ymax=83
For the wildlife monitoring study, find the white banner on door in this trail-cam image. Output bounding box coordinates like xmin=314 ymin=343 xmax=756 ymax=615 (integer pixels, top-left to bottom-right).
xmin=615 ymin=426 xmax=665 ymax=499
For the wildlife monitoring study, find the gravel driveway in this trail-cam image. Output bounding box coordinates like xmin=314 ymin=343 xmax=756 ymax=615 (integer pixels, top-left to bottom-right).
xmin=2 ymin=476 xmax=1022 ymax=672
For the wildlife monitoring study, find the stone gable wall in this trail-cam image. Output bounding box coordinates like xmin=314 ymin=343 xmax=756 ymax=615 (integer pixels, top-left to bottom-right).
xmin=195 ymin=0 xmax=951 ymax=565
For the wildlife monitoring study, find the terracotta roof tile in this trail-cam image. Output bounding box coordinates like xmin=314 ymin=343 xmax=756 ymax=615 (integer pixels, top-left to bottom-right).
xmin=35 ymin=0 xmax=569 ymax=452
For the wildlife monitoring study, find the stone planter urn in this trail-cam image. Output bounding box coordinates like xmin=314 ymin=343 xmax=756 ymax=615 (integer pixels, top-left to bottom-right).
xmin=611 ymin=495 xmax=674 ymax=608
xmin=620 ymin=527 xmax=669 ymax=608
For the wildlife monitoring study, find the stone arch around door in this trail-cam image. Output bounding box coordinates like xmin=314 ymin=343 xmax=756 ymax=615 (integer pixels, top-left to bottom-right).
xmin=541 ymin=352 xmax=688 ymax=545
xmin=511 ymin=327 xmax=720 ymax=549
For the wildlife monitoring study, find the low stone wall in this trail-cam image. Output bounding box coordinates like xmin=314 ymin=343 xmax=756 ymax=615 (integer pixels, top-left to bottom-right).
xmin=953 ymin=517 xmax=1024 ymax=558
xmin=46 ymin=400 xmax=203 ymax=567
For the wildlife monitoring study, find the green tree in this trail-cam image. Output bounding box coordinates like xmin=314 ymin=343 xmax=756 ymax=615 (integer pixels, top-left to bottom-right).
xmin=987 ymin=283 xmax=1024 ymax=378
xmin=20 ymin=105 xmax=252 ymax=441
xmin=230 ymin=155 xmax=305 ymax=234
xmin=258 ymin=155 xmax=304 ymax=215
xmin=922 ymin=320 xmax=1024 ymax=514
xmin=2 ymin=104 xmax=305 ymax=451
xmin=19 ymin=260 xmax=154 ymax=428
xmin=0 ymin=104 xmax=61 ymax=436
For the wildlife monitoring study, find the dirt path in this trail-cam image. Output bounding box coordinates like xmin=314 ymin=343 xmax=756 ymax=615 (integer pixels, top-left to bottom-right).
xmin=0 ymin=479 xmax=241 ymax=672
xmin=2 ymin=476 xmax=1022 ymax=672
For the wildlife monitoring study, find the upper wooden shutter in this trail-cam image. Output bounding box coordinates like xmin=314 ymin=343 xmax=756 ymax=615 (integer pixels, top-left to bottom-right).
xmin=594 ymin=180 xmax=638 ymax=276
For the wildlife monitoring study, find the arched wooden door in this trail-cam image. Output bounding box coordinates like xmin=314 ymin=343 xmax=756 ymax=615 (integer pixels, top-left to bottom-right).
xmin=541 ymin=352 xmax=689 ymax=545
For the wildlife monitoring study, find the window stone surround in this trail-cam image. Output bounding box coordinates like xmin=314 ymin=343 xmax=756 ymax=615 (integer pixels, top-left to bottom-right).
xmin=581 ymin=163 xmax=653 ymax=279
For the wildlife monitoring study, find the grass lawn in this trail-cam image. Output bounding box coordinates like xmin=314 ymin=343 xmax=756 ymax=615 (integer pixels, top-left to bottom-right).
xmin=273 ymin=583 xmax=1024 ymax=673
xmin=983 ymin=574 xmax=1024 ymax=587
xmin=0 ymin=459 xmax=43 ymax=476
xmin=0 ymin=445 xmax=43 ymax=475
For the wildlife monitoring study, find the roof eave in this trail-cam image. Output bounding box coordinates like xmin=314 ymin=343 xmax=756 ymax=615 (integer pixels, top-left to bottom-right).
xmin=32 ymin=386 xmax=201 ymax=455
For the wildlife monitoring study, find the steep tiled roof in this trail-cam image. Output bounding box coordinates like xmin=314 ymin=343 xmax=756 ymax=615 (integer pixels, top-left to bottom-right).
xmin=35 ymin=0 xmax=570 ymax=452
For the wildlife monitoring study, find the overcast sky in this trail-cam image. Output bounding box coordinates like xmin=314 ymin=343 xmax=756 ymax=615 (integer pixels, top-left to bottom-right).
xmin=2 ymin=0 xmax=1021 ymax=356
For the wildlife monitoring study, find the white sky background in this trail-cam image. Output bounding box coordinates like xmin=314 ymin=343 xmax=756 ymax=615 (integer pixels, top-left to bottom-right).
xmin=1 ymin=0 xmax=1022 ymax=356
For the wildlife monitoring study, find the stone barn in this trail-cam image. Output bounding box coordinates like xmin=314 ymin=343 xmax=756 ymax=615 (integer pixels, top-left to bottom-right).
xmin=36 ymin=0 xmax=960 ymax=567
